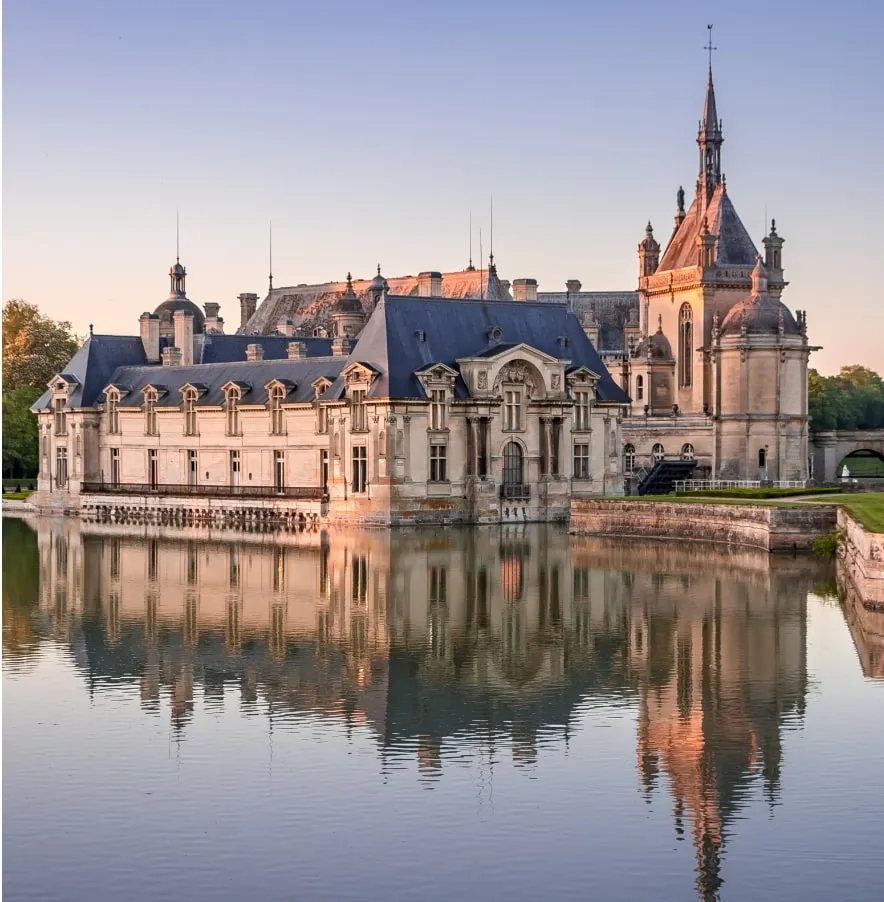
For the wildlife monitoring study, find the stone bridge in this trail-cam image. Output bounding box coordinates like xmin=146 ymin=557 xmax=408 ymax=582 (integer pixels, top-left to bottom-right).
xmin=811 ymin=430 xmax=884 ymax=482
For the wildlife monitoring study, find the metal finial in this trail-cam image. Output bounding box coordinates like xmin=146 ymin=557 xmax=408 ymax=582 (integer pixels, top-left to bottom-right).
xmin=377 ymin=263 xmax=381 ymax=276
xmin=269 ymin=221 xmax=273 ymax=292
xmin=89 ymin=323 xmax=94 ymax=336
xmin=176 ymin=209 xmax=180 ymax=263
xmin=704 ymin=24 xmax=717 ymax=73
xmin=346 ymin=272 xmax=353 ymax=288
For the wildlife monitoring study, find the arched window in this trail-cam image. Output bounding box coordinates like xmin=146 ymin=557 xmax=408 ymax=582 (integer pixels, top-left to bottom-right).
xmin=679 ymin=303 xmax=693 ymax=388
xmin=183 ymin=389 xmax=198 ymax=436
xmin=681 ymin=443 xmax=695 ymax=461
xmin=623 ymin=443 xmax=636 ymax=474
xmin=502 ymin=442 xmax=524 ymax=486
xmin=268 ymin=384 xmax=285 ymax=435
xmin=635 ymin=375 xmax=644 ymax=401
xmin=652 ymin=443 xmax=665 ymax=463
xmin=225 ymin=387 xmax=241 ymax=436
xmin=758 ymin=447 xmax=767 ymax=469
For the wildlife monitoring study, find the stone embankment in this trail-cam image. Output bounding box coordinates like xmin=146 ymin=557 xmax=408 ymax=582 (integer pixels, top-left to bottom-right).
xmin=838 ymin=508 xmax=884 ymax=608
xmin=570 ymin=499 xmax=837 ymax=552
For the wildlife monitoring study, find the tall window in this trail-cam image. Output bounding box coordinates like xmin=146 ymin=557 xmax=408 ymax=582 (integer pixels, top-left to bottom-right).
xmin=107 ymin=392 xmax=120 ymax=434
xmin=351 ymin=389 xmax=367 ymax=432
xmin=274 ymin=450 xmax=285 ymax=492
xmin=54 ymin=398 xmax=67 ymax=436
xmin=225 ymin=388 xmax=240 ymax=436
xmin=679 ymin=303 xmax=693 ymax=388
xmin=758 ymin=447 xmax=767 ymax=469
xmin=477 ymin=419 xmax=489 ymax=476
xmin=352 ymin=446 xmax=368 ymax=493
xmin=429 ymin=444 xmax=447 ymax=482
xmin=681 ymin=443 xmax=695 ymax=461
xmin=183 ymin=389 xmax=198 ymax=436
xmin=317 ymin=404 xmax=329 ymax=434
xmin=144 ymin=390 xmax=158 ymax=436
xmin=573 ymin=443 xmax=590 ymax=479
xmin=148 ymin=448 xmax=158 ymax=489
xmin=320 ymin=450 xmax=329 ymax=491
xmin=573 ymin=390 xmax=591 ymax=431
xmin=269 ymin=384 xmax=285 ymax=435
xmin=230 ymin=450 xmax=241 ymax=486
xmin=635 ymin=375 xmax=644 ymax=401
xmin=503 ymin=390 xmax=522 ymax=431
xmin=55 ymin=447 xmax=68 ymax=488
xmin=110 ymin=448 xmax=120 ymax=485
xmin=187 ymin=449 xmax=197 ymax=486
xmin=623 ymin=443 xmax=636 ymax=474
xmin=502 ymin=442 xmax=524 ymax=486
xmin=429 ymin=389 xmax=446 ymax=430
xmin=652 ymin=443 xmax=665 ymax=463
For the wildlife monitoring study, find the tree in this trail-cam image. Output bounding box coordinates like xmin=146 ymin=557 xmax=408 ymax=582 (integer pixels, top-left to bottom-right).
xmin=2 ymin=299 xmax=80 ymax=391
xmin=2 ymin=385 xmax=43 ymax=477
xmin=809 ymin=366 xmax=884 ymax=431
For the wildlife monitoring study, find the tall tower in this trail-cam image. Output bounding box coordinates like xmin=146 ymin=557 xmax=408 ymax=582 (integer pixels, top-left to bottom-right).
xmin=697 ymin=26 xmax=723 ymax=204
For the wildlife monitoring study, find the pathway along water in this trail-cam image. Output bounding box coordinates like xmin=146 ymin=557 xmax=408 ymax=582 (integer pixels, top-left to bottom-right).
xmin=3 ymin=517 xmax=883 ymax=902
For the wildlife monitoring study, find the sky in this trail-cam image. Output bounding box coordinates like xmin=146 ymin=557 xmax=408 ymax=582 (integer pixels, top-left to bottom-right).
xmin=2 ymin=0 xmax=882 ymax=375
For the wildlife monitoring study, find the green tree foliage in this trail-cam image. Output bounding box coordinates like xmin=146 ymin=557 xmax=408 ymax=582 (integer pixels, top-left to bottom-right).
xmin=809 ymin=366 xmax=884 ymax=431
xmin=2 ymin=300 xmax=81 ymax=475
xmin=3 ymin=299 xmax=80 ymax=389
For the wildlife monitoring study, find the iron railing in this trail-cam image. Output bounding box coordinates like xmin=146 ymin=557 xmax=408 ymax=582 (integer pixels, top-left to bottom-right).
xmin=500 ymin=483 xmax=531 ymax=501
xmin=81 ymin=482 xmax=326 ymax=501
xmin=673 ymin=479 xmax=808 ymax=492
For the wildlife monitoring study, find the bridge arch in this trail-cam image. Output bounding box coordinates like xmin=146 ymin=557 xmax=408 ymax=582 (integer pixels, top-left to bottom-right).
xmin=835 ymin=448 xmax=884 ymax=480
xmin=811 ymin=430 xmax=884 ymax=482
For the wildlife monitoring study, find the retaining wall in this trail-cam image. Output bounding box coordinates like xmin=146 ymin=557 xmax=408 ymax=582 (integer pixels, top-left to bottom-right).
xmin=570 ymin=499 xmax=837 ymax=552
xmin=838 ymin=509 xmax=884 ymax=608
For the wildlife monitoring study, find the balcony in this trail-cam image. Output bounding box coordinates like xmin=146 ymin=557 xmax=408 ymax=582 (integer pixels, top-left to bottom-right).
xmin=500 ymin=483 xmax=531 ymax=501
xmin=81 ymin=482 xmax=327 ymax=501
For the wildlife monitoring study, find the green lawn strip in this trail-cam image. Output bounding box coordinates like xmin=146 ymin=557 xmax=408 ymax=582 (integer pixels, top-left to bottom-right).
xmin=810 ymin=494 xmax=884 ymax=533
xmin=2 ymin=491 xmax=33 ymax=501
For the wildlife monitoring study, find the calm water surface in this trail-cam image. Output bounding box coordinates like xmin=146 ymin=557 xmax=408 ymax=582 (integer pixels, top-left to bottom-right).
xmin=3 ymin=516 xmax=883 ymax=902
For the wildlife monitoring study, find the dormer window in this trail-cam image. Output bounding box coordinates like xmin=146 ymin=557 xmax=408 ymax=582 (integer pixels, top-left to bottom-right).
xmin=429 ymin=389 xmax=446 ymax=430
xmin=503 ymin=390 xmax=522 ymax=432
xmin=225 ymin=386 xmax=241 ymax=436
xmin=573 ymin=389 xmax=592 ymax=431
xmin=143 ymin=388 xmax=158 ymax=436
xmin=268 ymin=383 xmax=285 ymax=435
xmin=351 ymin=388 xmax=367 ymax=432
xmin=53 ymin=397 xmax=67 ymax=436
xmin=106 ymin=389 xmax=120 ymax=435
xmin=183 ymin=388 xmax=198 ymax=436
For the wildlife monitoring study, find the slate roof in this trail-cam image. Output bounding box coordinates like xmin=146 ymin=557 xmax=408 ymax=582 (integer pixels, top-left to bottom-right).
xmin=31 ymin=335 xmax=148 ymax=411
xmin=658 ymin=184 xmax=757 ymax=271
xmin=536 ymin=290 xmax=639 ymax=353
xmin=197 ymin=333 xmax=332 ymax=363
xmin=348 ymin=294 xmax=629 ymax=403
xmin=106 ymin=358 xmax=347 ymax=408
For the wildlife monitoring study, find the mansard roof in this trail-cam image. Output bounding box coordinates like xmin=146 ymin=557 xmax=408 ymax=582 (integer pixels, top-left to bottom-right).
xmin=348 ymin=294 xmax=628 ymax=403
xmin=197 ymin=333 xmax=332 ymax=362
xmin=104 ymin=358 xmax=347 ymax=408
xmin=658 ymin=184 xmax=758 ymax=272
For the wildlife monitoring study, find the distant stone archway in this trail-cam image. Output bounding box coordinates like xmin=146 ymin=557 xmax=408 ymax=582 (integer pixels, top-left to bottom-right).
xmin=835 ymin=448 xmax=884 ymax=480
xmin=811 ymin=430 xmax=884 ymax=482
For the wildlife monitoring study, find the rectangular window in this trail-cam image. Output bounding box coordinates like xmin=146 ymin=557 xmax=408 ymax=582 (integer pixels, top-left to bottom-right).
xmin=317 ymin=405 xmax=329 ymax=434
xmin=320 ymin=449 xmax=329 ymax=492
xmin=145 ymin=397 xmax=157 ymax=436
xmin=351 ymin=389 xmax=367 ymax=432
xmin=574 ymin=390 xmax=591 ymax=431
xmin=551 ymin=419 xmax=561 ymax=476
xmin=477 ymin=418 xmax=489 ymax=477
xmin=226 ymin=395 xmax=239 ymax=436
xmin=55 ymin=447 xmax=68 ymax=489
xmin=148 ymin=449 xmax=158 ymax=489
xmin=269 ymin=387 xmax=285 ymax=436
xmin=54 ymin=398 xmax=67 ymax=436
xmin=230 ymin=450 xmax=241 ymax=487
xmin=352 ymin=445 xmax=367 ymax=493
xmin=573 ymin=443 xmax=591 ymax=480
xmin=429 ymin=389 xmax=446 ymax=430
xmin=187 ymin=449 xmax=197 ymax=486
xmin=184 ymin=395 xmax=198 ymax=436
xmin=503 ymin=390 xmax=522 ymax=431
xmin=110 ymin=448 xmax=120 ymax=486
xmin=429 ymin=444 xmax=447 ymax=482
xmin=274 ymin=450 xmax=285 ymax=492
xmin=107 ymin=396 xmax=120 ymax=434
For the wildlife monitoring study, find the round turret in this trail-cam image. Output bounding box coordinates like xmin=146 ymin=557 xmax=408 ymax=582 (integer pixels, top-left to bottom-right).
xmin=634 ymin=318 xmax=673 ymax=360
xmin=720 ymin=258 xmax=800 ymax=338
xmin=154 ymin=298 xmax=206 ymax=333
xmin=335 ymin=273 xmax=363 ymax=314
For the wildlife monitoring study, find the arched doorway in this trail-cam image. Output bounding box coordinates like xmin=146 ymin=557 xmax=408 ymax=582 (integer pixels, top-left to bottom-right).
xmin=501 ymin=441 xmax=527 ymax=500
xmin=837 ymin=449 xmax=884 ymax=480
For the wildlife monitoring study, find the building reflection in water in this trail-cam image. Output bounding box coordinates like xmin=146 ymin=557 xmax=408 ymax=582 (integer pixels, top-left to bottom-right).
xmin=14 ymin=517 xmax=837 ymax=900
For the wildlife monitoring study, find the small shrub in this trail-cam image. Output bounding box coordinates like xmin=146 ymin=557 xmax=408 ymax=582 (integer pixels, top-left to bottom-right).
xmin=812 ymin=529 xmax=842 ymax=558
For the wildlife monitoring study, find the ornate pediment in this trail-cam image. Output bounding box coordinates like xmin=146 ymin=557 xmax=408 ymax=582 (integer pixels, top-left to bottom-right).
xmin=340 ymin=361 xmax=380 ymax=385
xmin=492 ymin=360 xmax=544 ymax=399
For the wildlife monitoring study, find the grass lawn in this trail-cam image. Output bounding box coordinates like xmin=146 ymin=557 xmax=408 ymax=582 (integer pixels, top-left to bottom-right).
xmin=2 ymin=491 xmax=33 ymax=501
xmin=821 ymin=494 xmax=884 ymax=533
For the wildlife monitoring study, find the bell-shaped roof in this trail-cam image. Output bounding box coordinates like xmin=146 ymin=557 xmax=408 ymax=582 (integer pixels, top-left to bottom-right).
xmin=334 ymin=273 xmax=364 ymax=315
xmin=154 ymin=298 xmax=206 ymax=333
xmin=720 ymin=259 xmax=801 ymax=338
xmin=635 ymin=317 xmax=673 ymax=360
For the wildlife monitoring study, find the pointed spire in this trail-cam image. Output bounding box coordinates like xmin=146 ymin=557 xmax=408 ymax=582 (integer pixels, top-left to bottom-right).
xmin=697 ymin=25 xmax=724 ymax=201
xmin=268 ymin=221 xmax=274 ymax=292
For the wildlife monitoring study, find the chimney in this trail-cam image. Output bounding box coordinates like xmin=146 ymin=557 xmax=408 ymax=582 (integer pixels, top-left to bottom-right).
xmin=246 ymin=343 xmax=264 ymax=361
xmin=278 ymin=318 xmax=295 ymax=337
xmin=417 ymin=271 xmax=443 ymax=297
xmin=287 ymin=341 xmax=307 ymax=359
xmin=173 ymin=310 xmax=194 ymax=366
xmin=204 ymin=302 xmax=224 ymax=334
xmin=140 ymin=312 xmax=160 ymax=363
xmin=512 ymin=278 xmax=538 ymax=302
xmin=162 ymin=346 xmax=182 ymax=367
xmin=332 ymin=335 xmax=352 ymax=357
xmin=239 ymin=292 xmax=259 ymax=330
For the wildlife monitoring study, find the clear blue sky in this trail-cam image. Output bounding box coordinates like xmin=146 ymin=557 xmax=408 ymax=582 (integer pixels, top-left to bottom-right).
xmin=3 ymin=0 xmax=882 ymax=374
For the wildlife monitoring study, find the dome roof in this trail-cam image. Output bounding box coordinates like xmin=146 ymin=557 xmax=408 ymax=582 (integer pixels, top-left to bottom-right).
xmin=154 ymin=298 xmax=206 ymax=333
xmin=635 ymin=317 xmax=673 ymax=360
xmin=720 ymin=257 xmax=801 ymax=338
xmin=335 ymin=273 xmax=364 ymax=315
xmin=720 ymin=294 xmax=801 ymax=338
xmin=369 ymin=265 xmax=387 ymax=292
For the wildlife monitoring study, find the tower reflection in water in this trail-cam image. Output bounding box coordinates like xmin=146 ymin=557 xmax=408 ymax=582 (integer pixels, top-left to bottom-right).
xmin=20 ymin=517 xmax=836 ymax=900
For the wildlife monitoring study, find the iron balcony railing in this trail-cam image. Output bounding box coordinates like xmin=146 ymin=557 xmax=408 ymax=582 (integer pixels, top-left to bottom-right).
xmin=500 ymin=483 xmax=531 ymax=501
xmin=81 ymin=482 xmax=327 ymax=501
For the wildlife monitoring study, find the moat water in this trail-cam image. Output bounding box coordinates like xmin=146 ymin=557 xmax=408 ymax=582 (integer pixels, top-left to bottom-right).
xmin=3 ymin=516 xmax=883 ymax=902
